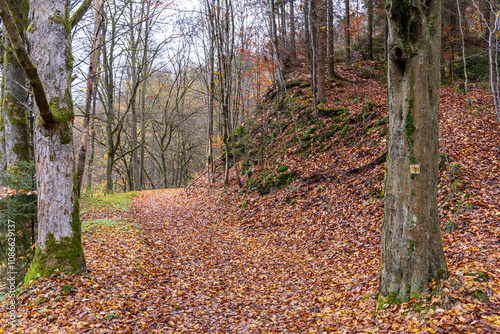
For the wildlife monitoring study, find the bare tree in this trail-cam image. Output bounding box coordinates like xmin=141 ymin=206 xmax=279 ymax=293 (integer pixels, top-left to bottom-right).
xmin=76 ymin=0 xmax=104 ymax=193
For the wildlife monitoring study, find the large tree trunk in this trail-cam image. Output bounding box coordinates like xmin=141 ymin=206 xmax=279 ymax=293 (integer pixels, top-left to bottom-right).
xmin=381 ymin=0 xmax=448 ymax=301
xmin=2 ymin=37 xmax=30 ymax=167
xmin=23 ymin=0 xmax=86 ymax=283
xmin=0 ymin=0 xmax=32 ymax=284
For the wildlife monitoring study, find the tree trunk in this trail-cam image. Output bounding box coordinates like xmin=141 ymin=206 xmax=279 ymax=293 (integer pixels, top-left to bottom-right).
xmin=327 ymin=0 xmax=335 ymax=77
xmin=86 ymin=85 xmax=98 ymax=192
xmin=102 ymin=8 xmax=117 ymax=194
xmin=2 ymin=35 xmax=30 ymax=168
xmin=289 ymin=0 xmax=297 ymax=61
xmin=304 ymin=0 xmax=311 ymax=62
xmin=384 ymin=13 xmax=388 ymax=60
xmin=381 ymin=0 xmax=448 ymax=301
xmin=22 ymin=0 xmax=87 ymax=283
xmin=456 ymin=0 xmax=470 ymax=107
xmin=316 ymin=0 xmax=327 ymax=103
xmin=367 ymin=0 xmax=373 ymax=60
xmin=345 ymin=0 xmax=351 ymax=62
xmin=76 ymin=0 xmax=103 ymax=194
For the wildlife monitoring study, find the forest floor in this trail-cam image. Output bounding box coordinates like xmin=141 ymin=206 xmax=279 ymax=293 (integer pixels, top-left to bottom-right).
xmin=2 ymin=63 xmax=500 ymax=333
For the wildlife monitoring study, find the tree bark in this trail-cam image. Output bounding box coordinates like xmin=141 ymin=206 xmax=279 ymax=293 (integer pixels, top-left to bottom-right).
xmin=327 ymin=0 xmax=335 ymax=77
xmin=4 ymin=0 xmax=90 ymax=283
xmin=315 ymin=0 xmax=327 ymax=103
xmin=304 ymin=0 xmax=311 ymax=62
xmin=1 ymin=13 xmax=30 ymax=168
xmin=289 ymin=0 xmax=297 ymax=61
xmin=367 ymin=0 xmax=373 ymax=60
xmin=381 ymin=0 xmax=448 ymax=301
xmin=76 ymin=0 xmax=103 ymax=194
xmin=344 ymin=0 xmax=351 ymax=62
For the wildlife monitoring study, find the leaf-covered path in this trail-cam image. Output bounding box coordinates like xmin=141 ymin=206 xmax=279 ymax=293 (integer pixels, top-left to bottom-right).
xmin=129 ymin=188 xmax=370 ymax=332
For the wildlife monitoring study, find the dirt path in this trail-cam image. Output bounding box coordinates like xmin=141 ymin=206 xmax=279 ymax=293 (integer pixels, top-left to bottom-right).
xmin=129 ymin=189 xmax=364 ymax=333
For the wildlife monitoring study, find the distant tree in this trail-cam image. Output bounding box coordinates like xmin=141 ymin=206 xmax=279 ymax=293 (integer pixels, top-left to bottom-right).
xmin=366 ymin=0 xmax=373 ymax=59
xmin=76 ymin=0 xmax=104 ymax=194
xmin=381 ymin=0 xmax=448 ymax=301
xmin=314 ymin=0 xmax=327 ymax=103
xmin=327 ymin=0 xmax=336 ymax=77
xmin=472 ymin=0 xmax=500 ymax=123
xmin=344 ymin=0 xmax=351 ymax=62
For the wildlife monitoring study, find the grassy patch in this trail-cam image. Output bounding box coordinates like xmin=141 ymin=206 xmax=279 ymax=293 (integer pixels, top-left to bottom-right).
xmin=80 ymin=192 xmax=137 ymax=215
xmin=82 ymin=218 xmax=142 ymax=235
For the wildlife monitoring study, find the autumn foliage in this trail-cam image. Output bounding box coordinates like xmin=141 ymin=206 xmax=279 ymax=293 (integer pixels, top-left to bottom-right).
xmin=1 ymin=63 xmax=499 ymax=333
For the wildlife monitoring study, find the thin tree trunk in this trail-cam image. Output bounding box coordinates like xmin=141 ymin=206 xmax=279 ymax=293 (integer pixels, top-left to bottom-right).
xmin=309 ymin=0 xmax=326 ymax=138
xmin=367 ymin=0 xmax=373 ymax=60
xmin=384 ymin=14 xmax=388 ymax=60
xmin=86 ymin=84 xmax=98 ymax=192
xmin=315 ymin=0 xmax=327 ymax=103
xmin=327 ymin=0 xmax=335 ymax=77
xmin=304 ymin=0 xmax=311 ymax=63
xmin=345 ymin=0 xmax=351 ymax=62
xmin=76 ymin=0 xmax=103 ymax=194
xmin=289 ymin=0 xmax=297 ymax=61
xmin=271 ymin=0 xmax=306 ymax=148
xmin=456 ymin=0 xmax=470 ymax=107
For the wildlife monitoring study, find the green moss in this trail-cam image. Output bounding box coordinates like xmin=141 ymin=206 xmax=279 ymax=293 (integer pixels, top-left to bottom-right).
xmin=23 ymin=231 xmax=84 ymax=285
xmin=302 ymin=133 xmax=311 ymax=141
xmin=13 ymin=142 xmax=30 ymax=161
xmin=377 ymin=293 xmax=401 ymax=310
xmin=66 ymin=50 xmax=74 ymax=71
xmin=277 ymin=165 xmax=289 ymax=173
xmin=24 ymin=179 xmax=85 ymax=285
xmin=405 ymin=99 xmax=416 ymax=146
xmin=27 ymin=23 xmax=36 ymax=33
xmin=60 ymin=131 xmax=71 ymax=145
xmin=471 ymin=290 xmax=489 ymax=304
xmin=5 ymin=93 xmax=29 ymax=127
xmin=340 ymin=125 xmax=349 ymax=137
xmin=408 ymin=240 xmax=415 ymax=257
xmin=276 ymin=172 xmax=295 ymax=186
xmin=306 ymin=127 xmax=316 ymax=135
xmin=377 ymin=154 xmax=387 ymax=164
xmin=50 ymin=89 xmax=74 ymax=124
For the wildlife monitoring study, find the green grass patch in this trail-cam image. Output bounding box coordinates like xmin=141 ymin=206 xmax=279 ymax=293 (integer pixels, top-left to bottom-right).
xmin=82 ymin=218 xmax=142 ymax=235
xmin=80 ymin=192 xmax=137 ymax=215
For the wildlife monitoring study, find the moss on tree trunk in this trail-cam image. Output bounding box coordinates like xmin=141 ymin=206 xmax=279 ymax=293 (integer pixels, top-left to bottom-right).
xmin=380 ymin=0 xmax=448 ymax=302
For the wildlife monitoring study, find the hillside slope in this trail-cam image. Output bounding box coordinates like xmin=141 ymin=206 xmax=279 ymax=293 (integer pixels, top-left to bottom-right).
xmin=185 ymin=63 xmax=500 ymax=331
